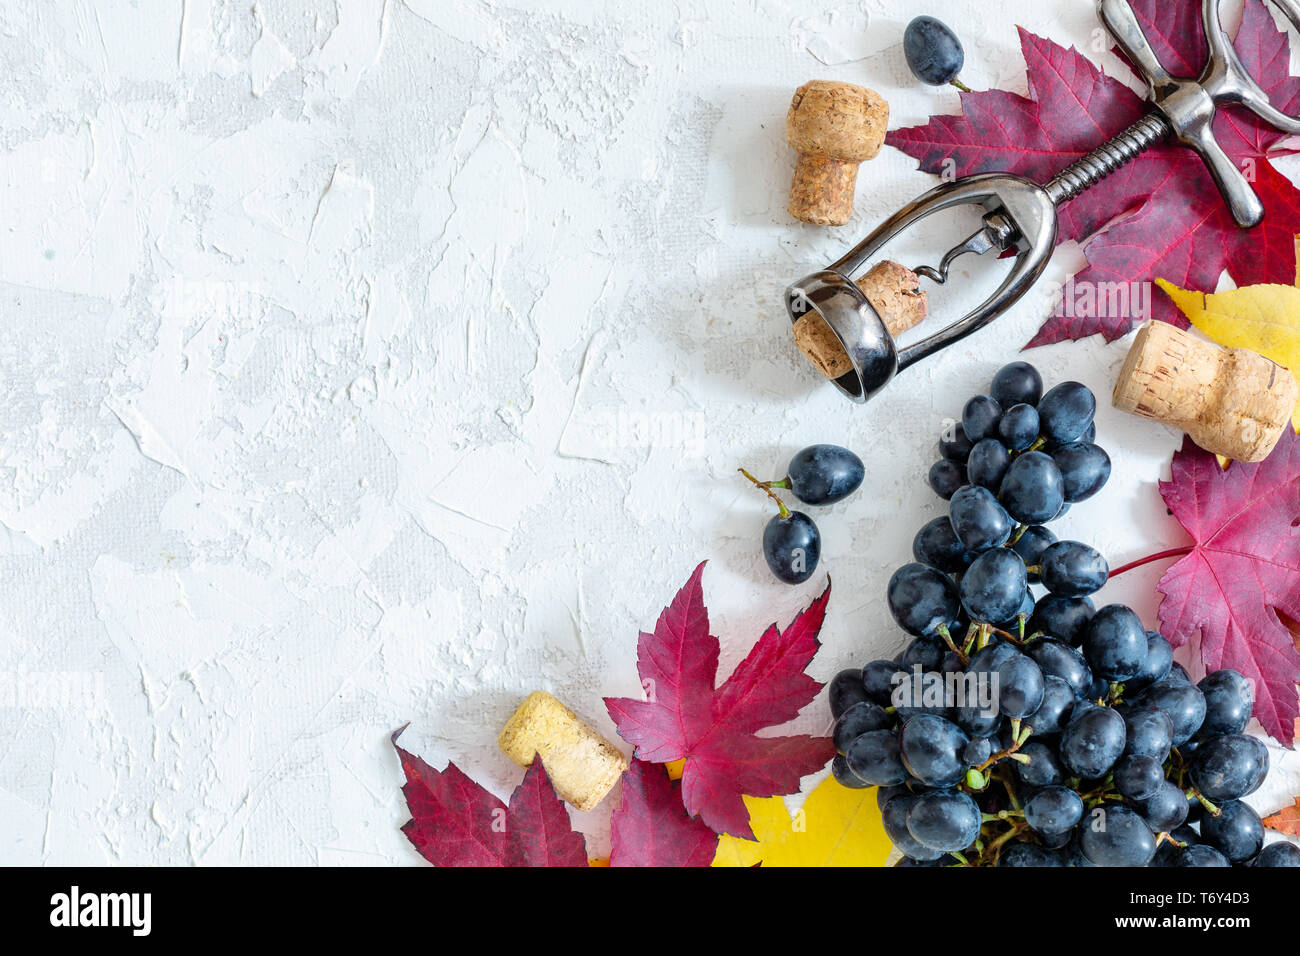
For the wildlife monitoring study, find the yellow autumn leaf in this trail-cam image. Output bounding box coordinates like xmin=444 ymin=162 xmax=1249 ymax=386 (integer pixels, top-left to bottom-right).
xmin=1156 ymin=243 xmax=1300 ymax=431
xmin=712 ymin=775 xmax=892 ymax=867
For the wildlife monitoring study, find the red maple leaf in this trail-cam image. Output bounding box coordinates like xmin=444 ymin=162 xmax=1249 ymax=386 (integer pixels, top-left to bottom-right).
xmin=393 ymin=728 xmax=589 ymax=867
xmin=885 ymin=0 xmax=1300 ymax=347
xmin=1155 ymin=429 xmax=1300 ymax=746
xmin=604 ymin=563 xmax=834 ymax=838
xmin=609 ymin=760 xmax=719 ymax=866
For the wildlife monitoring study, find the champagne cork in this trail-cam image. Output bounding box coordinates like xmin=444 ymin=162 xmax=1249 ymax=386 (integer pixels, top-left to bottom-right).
xmin=498 ymin=691 xmax=628 ymax=811
xmin=1113 ymin=321 xmax=1298 ymax=462
xmin=786 ymin=81 xmax=889 ymax=226
xmin=793 ymin=261 xmax=929 ymax=379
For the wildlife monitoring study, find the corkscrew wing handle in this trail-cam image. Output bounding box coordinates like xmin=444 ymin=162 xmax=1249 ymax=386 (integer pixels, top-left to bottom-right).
xmin=1099 ymin=0 xmax=1300 ymax=228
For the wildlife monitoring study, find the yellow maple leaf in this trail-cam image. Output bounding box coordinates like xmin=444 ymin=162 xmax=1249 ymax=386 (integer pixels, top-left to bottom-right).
xmin=1156 ymin=239 xmax=1300 ymax=431
xmin=712 ymin=775 xmax=891 ymax=867
xmin=1263 ymin=797 xmax=1300 ymax=837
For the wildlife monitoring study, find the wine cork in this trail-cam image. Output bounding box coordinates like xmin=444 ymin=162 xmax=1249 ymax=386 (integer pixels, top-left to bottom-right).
xmin=1113 ymin=321 xmax=1298 ymax=462
xmin=786 ymin=81 xmax=889 ymax=226
xmin=498 ymin=691 xmax=628 ymax=812
xmin=793 ymin=261 xmax=929 ymax=380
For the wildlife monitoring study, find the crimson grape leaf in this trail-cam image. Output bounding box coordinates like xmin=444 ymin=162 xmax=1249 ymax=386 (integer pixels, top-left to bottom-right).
xmin=604 ymin=563 xmax=834 ymax=838
xmin=1155 ymin=429 xmax=1300 ymax=746
xmin=393 ymin=728 xmax=588 ymax=867
xmin=609 ymin=760 xmax=718 ymax=866
xmin=885 ymin=0 xmax=1300 ymax=347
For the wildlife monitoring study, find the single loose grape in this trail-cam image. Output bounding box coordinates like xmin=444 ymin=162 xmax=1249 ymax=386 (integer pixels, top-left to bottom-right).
xmin=903 ymin=16 xmax=966 ymax=87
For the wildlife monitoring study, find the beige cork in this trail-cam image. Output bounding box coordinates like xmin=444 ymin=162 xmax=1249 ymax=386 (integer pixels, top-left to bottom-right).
xmin=498 ymin=691 xmax=628 ymax=812
xmin=1113 ymin=321 xmax=1298 ymax=462
xmin=793 ymin=261 xmax=929 ymax=380
xmin=786 ymin=80 xmax=889 ymax=226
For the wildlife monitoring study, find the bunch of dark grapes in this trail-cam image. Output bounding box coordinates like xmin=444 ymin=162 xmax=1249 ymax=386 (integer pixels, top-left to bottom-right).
xmin=826 ymin=362 xmax=1296 ymax=867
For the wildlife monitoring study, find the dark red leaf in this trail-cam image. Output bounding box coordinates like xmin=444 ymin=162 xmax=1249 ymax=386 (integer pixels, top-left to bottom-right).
xmin=604 ymin=563 xmax=834 ymax=838
xmin=886 ymin=1 xmax=1300 ymax=347
xmin=609 ymin=760 xmax=718 ymax=866
xmin=393 ymin=728 xmax=588 ymax=866
xmin=1155 ymin=430 xmax=1300 ymax=746
xmin=501 ymin=759 xmax=590 ymax=867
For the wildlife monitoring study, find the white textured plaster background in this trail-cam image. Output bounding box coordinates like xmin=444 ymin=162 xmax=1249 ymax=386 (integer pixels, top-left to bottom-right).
xmin=0 ymin=0 xmax=1297 ymax=865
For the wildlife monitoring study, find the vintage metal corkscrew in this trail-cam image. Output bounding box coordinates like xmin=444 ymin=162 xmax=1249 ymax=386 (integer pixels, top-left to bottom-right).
xmin=788 ymin=0 xmax=1300 ymax=403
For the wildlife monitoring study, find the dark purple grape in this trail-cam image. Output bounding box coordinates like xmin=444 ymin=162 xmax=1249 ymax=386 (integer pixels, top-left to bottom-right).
xmin=962 ymin=394 xmax=1003 ymax=443
xmin=833 ymin=701 xmax=892 ymax=753
xmin=912 ymin=515 xmax=974 ymax=573
xmin=939 ymin=429 xmax=973 ymax=462
xmin=1176 ymin=845 xmax=1230 ymax=867
xmin=784 ymin=444 xmax=864 ymax=505
xmin=1060 ymin=704 xmax=1125 ymax=778
xmin=845 ymin=729 xmax=907 ymax=786
xmin=960 ymin=548 xmax=1027 ymax=623
xmin=968 ymin=437 xmax=1010 ymax=489
xmin=861 ymin=660 xmax=899 ymax=705
xmin=828 ymin=668 xmax=869 ymax=717
xmin=997 ymin=403 xmax=1040 ymax=452
xmin=876 ymin=783 xmax=909 ymax=811
xmin=1051 ymin=441 xmax=1111 ymax=502
xmin=830 ymin=753 xmax=871 ymax=788
xmin=1254 ymin=842 xmax=1300 ymax=866
xmin=1080 ymin=805 xmax=1156 ymax=866
xmin=899 ymin=714 xmax=970 ymax=787
xmin=1133 ymin=780 xmax=1189 ymax=832
xmin=954 ymin=700 xmax=1003 ymax=738
xmin=1016 ymin=740 xmax=1066 ymax=787
xmin=1114 ymin=754 xmax=1164 ymax=800
xmin=990 ymin=361 xmax=1043 ymax=409
xmin=1026 ymin=675 xmax=1075 ymax=735
xmin=997 ymin=588 xmax=1035 ymax=630
xmin=969 ymin=639 xmax=1020 ymax=674
xmin=882 ymin=793 xmax=946 ymax=861
xmin=949 ymin=485 xmax=1015 ymax=552
xmin=1038 ymin=381 xmax=1096 ymax=445
xmin=903 ymin=15 xmax=965 ymax=86
xmin=1134 ymin=679 xmax=1206 ymax=746
xmin=1123 ymin=705 xmax=1174 ymax=760
xmin=1039 ymin=540 xmax=1109 ymax=597
xmin=1026 ymin=637 xmax=1093 ymax=698
xmin=998 ymin=843 xmax=1064 ymax=866
xmin=1190 ymin=733 xmax=1269 ymax=801
xmin=997 ymin=654 xmax=1046 ymax=719
xmin=888 ymin=563 xmax=960 ymax=637
xmin=1012 ymin=525 xmax=1056 ymax=583
xmin=1200 ymin=800 xmax=1264 ymax=862
xmin=1124 ymin=631 xmax=1174 ymax=694
xmin=1153 ymin=823 xmax=1202 ymax=866
xmin=1024 ymin=785 xmax=1084 ymax=835
xmin=1198 ymin=669 xmax=1253 ymax=736
xmin=928 ymin=460 xmax=966 ymax=499
xmin=901 ymin=634 xmax=947 ymax=671
xmin=1081 ymin=604 xmax=1147 ymax=681
xmin=907 ymin=789 xmax=981 ymax=851
xmin=999 ymin=451 xmax=1065 ymax=524
xmin=963 ymin=736 xmax=993 ymax=766
xmin=763 ymin=511 xmax=819 ymax=584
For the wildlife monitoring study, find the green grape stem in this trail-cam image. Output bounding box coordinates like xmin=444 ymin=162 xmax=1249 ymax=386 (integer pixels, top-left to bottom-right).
xmin=1187 ymin=787 xmax=1221 ymax=817
xmin=936 ymin=623 xmax=969 ymax=666
xmin=738 ymin=467 xmax=790 ymax=518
